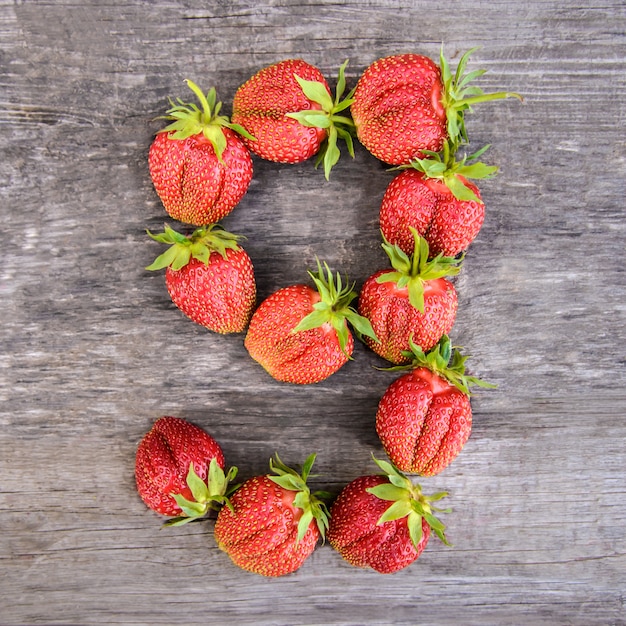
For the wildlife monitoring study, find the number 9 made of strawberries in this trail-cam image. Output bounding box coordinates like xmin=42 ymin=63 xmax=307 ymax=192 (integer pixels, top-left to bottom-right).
xmin=136 ymin=48 xmax=522 ymax=577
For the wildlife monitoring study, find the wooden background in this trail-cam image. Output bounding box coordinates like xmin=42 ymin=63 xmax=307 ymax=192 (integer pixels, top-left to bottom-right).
xmin=1 ymin=1 xmax=625 ymax=624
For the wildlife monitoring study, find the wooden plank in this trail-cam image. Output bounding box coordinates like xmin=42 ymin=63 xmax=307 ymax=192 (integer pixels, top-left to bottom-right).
xmin=1 ymin=0 xmax=625 ymax=624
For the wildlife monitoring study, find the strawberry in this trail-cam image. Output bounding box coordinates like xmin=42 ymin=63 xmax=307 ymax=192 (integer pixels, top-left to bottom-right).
xmin=376 ymin=336 xmax=496 ymax=476
xmin=135 ymin=416 xmax=237 ymax=524
xmin=148 ymin=79 xmax=255 ymax=226
xmin=358 ymin=230 xmax=461 ymax=364
xmin=146 ymin=223 xmax=256 ymax=334
xmin=244 ymin=260 xmax=377 ymax=384
xmin=380 ymin=143 xmax=499 ymax=257
xmin=351 ymin=48 xmax=522 ymax=165
xmin=214 ymin=453 xmax=330 ymax=577
xmin=232 ymin=59 xmax=355 ymax=179
xmin=327 ymin=456 xmax=450 ymax=574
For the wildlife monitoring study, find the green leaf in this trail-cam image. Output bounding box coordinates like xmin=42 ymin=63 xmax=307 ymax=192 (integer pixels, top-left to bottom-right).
xmin=227 ymin=122 xmax=257 ymax=141
xmin=203 ymin=125 xmax=227 ymax=162
xmin=336 ymin=127 xmax=355 ymax=158
xmin=285 ymin=110 xmax=331 ymax=128
xmin=444 ymin=178 xmax=480 ymax=202
xmin=345 ymin=310 xmax=378 ymax=342
xmin=145 ymin=245 xmax=182 ymax=271
xmin=372 ymin=456 xmax=402 ymax=478
xmin=381 ymin=240 xmax=412 ymax=274
xmin=293 ymin=490 xmax=310 ymax=511
xmin=427 ymin=491 xmax=450 ymax=503
xmin=331 ymin=316 xmax=351 ymax=356
xmin=458 ymin=161 xmax=498 ymax=180
xmin=270 ymin=473 xmax=303 ymax=491
xmin=407 ymin=512 xmax=424 ymax=548
xmin=163 ymin=515 xmax=198 ymax=527
xmin=388 ymin=474 xmax=409 ymax=489
xmin=297 ymin=509 xmax=314 ymax=543
xmin=323 ymin=126 xmax=341 ymax=180
xmin=366 ymin=484 xmax=410 ymax=502
xmin=301 ymin=453 xmax=317 ymax=481
xmin=207 ymin=458 xmax=226 ymax=496
xmin=423 ymin=511 xmax=446 ymax=533
xmin=423 ymin=512 xmax=450 ymax=545
xmin=375 ymin=271 xmax=403 ymax=286
xmin=189 ymin=242 xmax=210 ymax=265
xmin=458 ymin=68 xmax=487 ymax=90
xmin=377 ymin=500 xmax=412 ymax=524
xmin=407 ymin=278 xmax=426 ymax=312
xmin=171 ymin=494 xmax=206 ymax=517
xmin=401 ymin=334 xmax=495 ymax=395
xmin=335 ymin=59 xmax=349 ymax=103
xmin=454 ymin=47 xmax=479 ymax=85
xmin=185 ymin=80 xmax=212 ymax=115
xmin=293 ymin=75 xmax=334 ymax=111
xmin=186 ymin=464 xmax=210 ymax=503
xmin=225 ymin=466 xmax=239 ymax=484
xmin=169 ymin=246 xmax=192 ymax=272
xmin=292 ymin=308 xmax=330 ymax=334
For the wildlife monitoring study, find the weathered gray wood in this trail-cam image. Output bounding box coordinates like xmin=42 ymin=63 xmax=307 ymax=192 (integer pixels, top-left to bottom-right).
xmin=1 ymin=0 xmax=625 ymax=624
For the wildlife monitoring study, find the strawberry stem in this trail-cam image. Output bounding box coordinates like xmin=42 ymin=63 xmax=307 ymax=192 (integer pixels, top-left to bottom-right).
xmin=292 ymin=259 xmax=378 ymax=356
xmin=286 ymin=60 xmax=357 ymax=180
xmin=146 ymin=223 xmax=244 ymax=271
xmin=366 ymin=456 xmax=451 ymax=547
xmin=164 ymin=459 xmax=239 ymax=527
xmin=157 ymin=79 xmax=255 ymax=162
xmin=383 ymin=335 xmax=497 ymax=396
xmin=267 ymin=453 xmax=330 ymax=543
xmin=440 ymin=46 xmax=523 ymax=147
xmin=377 ymin=229 xmax=463 ymax=311
xmin=399 ymin=140 xmax=499 ymax=203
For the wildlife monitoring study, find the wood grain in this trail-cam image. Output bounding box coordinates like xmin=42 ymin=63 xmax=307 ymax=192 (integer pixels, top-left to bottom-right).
xmin=1 ymin=1 xmax=625 ymax=624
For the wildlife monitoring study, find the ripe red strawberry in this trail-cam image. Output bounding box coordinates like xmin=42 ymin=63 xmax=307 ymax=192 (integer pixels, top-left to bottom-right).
xmin=148 ymin=79 xmax=255 ymax=225
xmin=376 ymin=336 xmax=496 ymax=476
xmin=244 ymin=260 xmax=377 ymax=384
xmin=214 ymin=453 xmax=330 ymax=577
xmin=358 ymin=230 xmax=461 ymax=364
xmin=351 ymin=48 xmax=522 ymax=165
xmin=146 ymin=223 xmax=256 ymax=334
xmin=327 ymin=456 xmax=450 ymax=574
xmin=135 ymin=416 xmax=237 ymax=524
xmin=380 ymin=143 xmax=499 ymax=257
xmin=232 ymin=59 xmax=355 ymax=178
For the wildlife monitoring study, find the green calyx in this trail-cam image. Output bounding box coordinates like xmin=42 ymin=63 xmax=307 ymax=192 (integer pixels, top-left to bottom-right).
xmin=439 ymin=46 xmax=523 ymax=148
xmin=165 ymin=459 xmax=240 ymax=527
xmin=268 ymin=453 xmax=331 ymax=543
xmin=390 ymin=334 xmax=497 ymax=396
xmin=376 ymin=228 xmax=463 ymax=312
xmin=366 ymin=456 xmax=450 ymax=548
xmin=158 ymin=79 xmax=255 ymax=163
xmin=292 ymin=259 xmax=378 ymax=357
xmin=285 ymin=60 xmax=356 ymax=180
xmin=145 ymin=223 xmax=244 ymax=271
xmin=402 ymin=142 xmax=498 ymax=203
